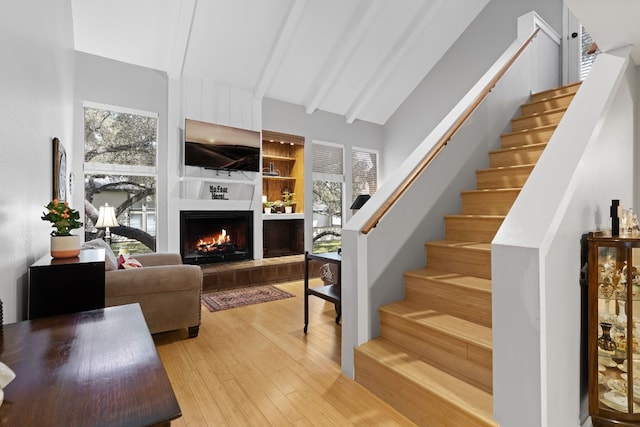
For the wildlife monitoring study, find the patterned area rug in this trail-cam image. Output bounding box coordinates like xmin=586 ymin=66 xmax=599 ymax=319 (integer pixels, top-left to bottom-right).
xmin=201 ymin=285 xmax=294 ymax=312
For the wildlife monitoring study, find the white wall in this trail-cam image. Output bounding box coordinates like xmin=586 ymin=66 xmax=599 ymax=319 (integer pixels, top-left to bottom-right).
xmin=0 ymin=1 xmax=75 ymax=323
xmin=492 ymin=49 xmax=636 ymax=427
xmin=382 ymin=0 xmax=563 ymax=179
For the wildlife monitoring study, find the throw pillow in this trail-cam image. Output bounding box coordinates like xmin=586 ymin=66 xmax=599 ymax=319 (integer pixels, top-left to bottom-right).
xmin=121 ymin=257 xmax=143 ymax=270
xmin=81 ymin=238 xmax=118 ymax=271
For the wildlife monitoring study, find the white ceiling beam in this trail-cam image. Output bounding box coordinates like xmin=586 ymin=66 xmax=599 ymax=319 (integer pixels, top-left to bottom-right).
xmin=168 ymin=0 xmax=198 ymax=80
xmin=345 ymin=0 xmax=441 ymax=123
xmin=304 ymin=0 xmax=383 ymax=115
xmin=255 ymin=0 xmax=308 ymax=100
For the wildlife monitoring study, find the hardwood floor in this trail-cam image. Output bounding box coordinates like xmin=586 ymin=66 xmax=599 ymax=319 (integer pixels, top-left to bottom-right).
xmin=153 ymin=279 xmax=415 ymax=426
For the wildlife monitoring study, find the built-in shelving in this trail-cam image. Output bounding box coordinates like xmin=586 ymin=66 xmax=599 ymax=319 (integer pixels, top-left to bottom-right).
xmin=262 ymin=130 xmax=305 ymax=258
xmin=263 ymin=176 xmax=296 ymax=181
xmin=263 ymin=154 xmax=295 ymax=162
xmin=262 ymin=130 xmax=304 ymax=213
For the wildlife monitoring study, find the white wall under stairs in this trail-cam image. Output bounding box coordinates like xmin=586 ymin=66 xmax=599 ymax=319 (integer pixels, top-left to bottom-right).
xmin=493 ymin=48 xmax=637 ymax=427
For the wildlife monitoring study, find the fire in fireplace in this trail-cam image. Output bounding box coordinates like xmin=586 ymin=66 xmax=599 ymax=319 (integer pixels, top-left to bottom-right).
xmin=196 ymin=228 xmax=236 ymax=255
xmin=180 ymin=210 xmax=253 ymax=264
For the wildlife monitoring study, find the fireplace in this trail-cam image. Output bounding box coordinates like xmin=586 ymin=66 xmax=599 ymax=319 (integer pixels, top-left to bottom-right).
xmin=180 ymin=210 xmax=253 ymax=264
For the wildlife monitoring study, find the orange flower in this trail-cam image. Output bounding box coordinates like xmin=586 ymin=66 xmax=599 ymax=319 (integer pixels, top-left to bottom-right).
xmin=42 ymin=199 xmax=83 ymax=236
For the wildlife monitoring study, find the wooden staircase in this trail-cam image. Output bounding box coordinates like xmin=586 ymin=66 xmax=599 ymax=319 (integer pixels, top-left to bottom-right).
xmin=353 ymin=82 xmax=581 ymax=426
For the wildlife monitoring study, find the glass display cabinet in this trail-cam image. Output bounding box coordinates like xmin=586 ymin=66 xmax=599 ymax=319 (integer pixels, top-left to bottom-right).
xmin=588 ymin=231 xmax=640 ymax=426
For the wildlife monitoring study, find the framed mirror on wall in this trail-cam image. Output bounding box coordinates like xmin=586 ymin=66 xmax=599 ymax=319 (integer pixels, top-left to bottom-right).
xmin=52 ymin=137 xmax=67 ymax=202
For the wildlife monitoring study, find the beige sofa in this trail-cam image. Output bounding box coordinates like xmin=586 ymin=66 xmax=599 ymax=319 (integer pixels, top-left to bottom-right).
xmin=82 ymin=239 xmax=203 ymax=337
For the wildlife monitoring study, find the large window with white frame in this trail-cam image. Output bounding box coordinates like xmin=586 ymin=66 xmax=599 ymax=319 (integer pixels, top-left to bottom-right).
xmin=83 ymin=103 xmax=158 ymax=254
xmin=351 ymin=147 xmax=378 ymax=203
xmin=312 ymin=141 xmax=344 ymax=253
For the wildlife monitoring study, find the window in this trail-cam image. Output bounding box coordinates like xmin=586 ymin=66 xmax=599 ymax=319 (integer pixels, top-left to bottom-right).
xmin=351 ymin=147 xmax=378 ymax=203
xmin=83 ymin=103 xmax=158 ymax=253
xmin=312 ymin=141 xmax=344 ymax=253
xmin=580 ymin=27 xmax=598 ymax=81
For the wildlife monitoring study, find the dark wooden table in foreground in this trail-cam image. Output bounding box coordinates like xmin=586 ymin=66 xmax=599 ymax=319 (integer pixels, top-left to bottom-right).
xmin=0 ymin=303 xmax=181 ymax=427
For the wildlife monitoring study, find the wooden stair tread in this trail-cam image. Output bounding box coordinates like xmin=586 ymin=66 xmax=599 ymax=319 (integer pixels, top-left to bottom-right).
xmin=500 ymin=123 xmax=557 ymax=139
xmin=357 ymin=338 xmax=495 ymax=422
xmin=512 ymin=106 xmax=567 ymax=122
xmin=426 ymin=240 xmax=491 ymax=252
xmin=520 ymin=92 xmax=576 ymax=115
xmin=523 ymin=91 xmax=576 ymax=106
xmin=404 ymin=267 xmax=492 ymax=292
xmin=380 ymin=303 xmax=492 ymax=350
xmin=461 ymin=188 xmax=520 ymax=195
xmin=444 ymin=214 xmax=505 ymax=243
xmin=529 ymin=81 xmax=581 ymax=102
xmin=490 ymin=141 xmax=547 ymax=155
xmin=444 ymin=214 xmax=505 ymax=220
xmin=477 ymin=163 xmax=534 ymax=173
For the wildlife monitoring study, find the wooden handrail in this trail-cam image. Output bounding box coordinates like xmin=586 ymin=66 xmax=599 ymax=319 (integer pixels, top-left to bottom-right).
xmin=360 ymin=27 xmax=541 ymax=234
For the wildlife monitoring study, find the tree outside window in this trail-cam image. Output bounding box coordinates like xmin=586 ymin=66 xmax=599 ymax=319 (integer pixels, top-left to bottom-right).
xmin=312 ymin=142 xmax=344 ymax=253
xmin=83 ymin=105 xmax=158 ymax=253
xmin=352 ymin=148 xmax=378 ymax=203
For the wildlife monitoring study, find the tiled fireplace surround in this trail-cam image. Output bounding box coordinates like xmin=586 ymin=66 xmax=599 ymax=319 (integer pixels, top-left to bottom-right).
xmin=180 ymin=209 xmax=321 ymax=292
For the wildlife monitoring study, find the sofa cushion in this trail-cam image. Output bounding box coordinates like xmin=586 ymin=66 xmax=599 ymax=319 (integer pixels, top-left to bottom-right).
xmin=120 ymin=257 xmax=143 ymax=270
xmin=82 ymin=238 xmax=118 ymax=271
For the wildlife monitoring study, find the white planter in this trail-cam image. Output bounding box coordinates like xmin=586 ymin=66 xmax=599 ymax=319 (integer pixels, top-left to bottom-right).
xmin=50 ymin=234 xmax=81 ymax=258
xmin=264 ymin=207 xmax=272 ymax=214
xmin=285 ymin=206 xmax=293 ymax=214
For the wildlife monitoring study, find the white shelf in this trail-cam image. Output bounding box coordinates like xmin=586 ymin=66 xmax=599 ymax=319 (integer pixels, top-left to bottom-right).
xmin=262 ymin=213 xmax=304 ymax=221
xmin=179 ymin=175 xmax=257 ymax=185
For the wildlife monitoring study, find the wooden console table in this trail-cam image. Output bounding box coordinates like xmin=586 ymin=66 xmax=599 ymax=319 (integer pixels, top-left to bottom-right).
xmin=28 ymin=248 xmax=105 ymax=319
xmin=0 ymin=303 xmax=181 ymax=426
xmin=304 ymin=251 xmax=341 ymax=334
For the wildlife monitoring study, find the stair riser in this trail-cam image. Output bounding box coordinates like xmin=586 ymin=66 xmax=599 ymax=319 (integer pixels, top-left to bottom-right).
xmin=501 ymin=126 xmax=555 ymax=148
xmin=511 ymin=109 xmax=565 ymax=132
xmin=445 ymin=216 xmax=503 ymax=243
xmin=461 ymin=190 xmax=520 ymax=215
xmin=489 ymin=145 xmax=544 ymax=168
xmin=426 ymin=244 xmax=491 ymax=279
xmin=380 ymin=312 xmax=492 ymax=393
xmin=404 ymin=275 xmax=492 ymax=327
xmin=355 ymin=350 xmax=497 ymax=427
xmin=476 ymin=166 xmax=533 ymax=190
xmin=520 ymin=94 xmax=573 ymax=116
xmin=529 ymin=83 xmax=580 ymax=103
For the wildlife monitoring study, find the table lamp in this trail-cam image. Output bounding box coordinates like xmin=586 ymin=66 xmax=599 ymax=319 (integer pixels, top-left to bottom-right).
xmin=96 ymin=203 xmax=119 ymax=243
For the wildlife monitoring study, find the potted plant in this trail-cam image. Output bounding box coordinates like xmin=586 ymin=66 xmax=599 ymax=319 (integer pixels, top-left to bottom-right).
xmin=283 ymin=191 xmax=296 ymax=214
xmin=272 ymin=200 xmax=284 ymax=213
xmin=41 ymin=199 xmax=83 ymax=258
xmin=264 ymin=201 xmax=274 ymax=214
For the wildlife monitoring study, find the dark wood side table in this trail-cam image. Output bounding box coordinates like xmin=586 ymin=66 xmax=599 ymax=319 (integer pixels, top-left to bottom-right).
xmin=27 ymin=248 xmax=105 ymax=319
xmin=0 ymin=303 xmax=181 ymax=426
xmin=304 ymin=251 xmax=341 ymax=334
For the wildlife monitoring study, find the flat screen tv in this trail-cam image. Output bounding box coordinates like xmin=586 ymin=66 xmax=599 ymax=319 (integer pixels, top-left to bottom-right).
xmin=184 ymin=119 xmax=260 ymax=172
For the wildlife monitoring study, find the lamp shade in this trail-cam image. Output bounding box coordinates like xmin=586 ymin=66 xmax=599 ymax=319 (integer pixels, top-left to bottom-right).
xmin=95 ymin=203 xmax=118 ymax=228
xmin=350 ymin=194 xmax=371 ymax=210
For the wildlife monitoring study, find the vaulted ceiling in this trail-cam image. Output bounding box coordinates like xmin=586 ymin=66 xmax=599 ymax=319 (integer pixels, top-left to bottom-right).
xmin=71 ymin=0 xmax=488 ymax=125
